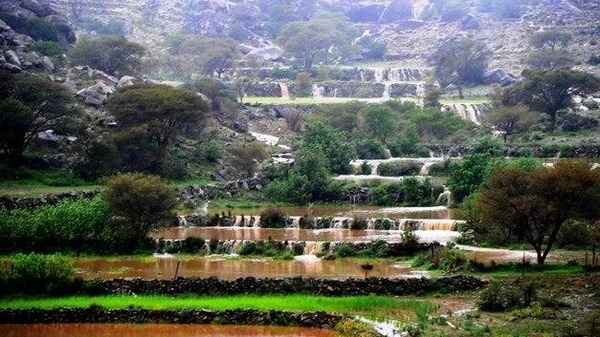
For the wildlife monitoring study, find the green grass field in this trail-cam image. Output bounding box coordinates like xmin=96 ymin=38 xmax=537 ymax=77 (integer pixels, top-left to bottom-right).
xmin=0 ymin=295 xmax=435 ymax=319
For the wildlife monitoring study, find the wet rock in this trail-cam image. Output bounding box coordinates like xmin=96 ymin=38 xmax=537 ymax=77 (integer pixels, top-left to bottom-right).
xmin=77 ymin=81 xmax=116 ymax=107
xmin=483 ymin=68 xmax=517 ymax=86
xmin=41 ymin=55 xmax=54 ymax=71
xmin=582 ymin=97 xmax=600 ymax=110
xmin=118 ymin=75 xmax=137 ymax=88
xmin=4 ymin=49 xmax=21 ymax=67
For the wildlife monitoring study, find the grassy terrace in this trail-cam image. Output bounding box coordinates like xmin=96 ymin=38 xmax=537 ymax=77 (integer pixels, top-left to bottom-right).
xmin=0 ymin=295 xmax=435 ymax=320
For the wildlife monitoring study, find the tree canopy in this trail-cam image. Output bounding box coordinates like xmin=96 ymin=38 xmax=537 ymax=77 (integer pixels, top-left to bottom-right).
xmin=106 ymin=84 xmax=209 ymax=173
xmin=484 ymin=105 xmax=537 ymax=143
xmin=477 ymin=161 xmax=600 ymax=265
xmin=0 ymin=72 xmax=78 ymax=164
xmin=69 ymin=36 xmax=145 ymax=76
xmin=277 ymin=14 xmax=358 ymax=71
xmin=169 ymin=35 xmax=240 ymax=78
xmin=431 ymin=37 xmax=492 ymax=87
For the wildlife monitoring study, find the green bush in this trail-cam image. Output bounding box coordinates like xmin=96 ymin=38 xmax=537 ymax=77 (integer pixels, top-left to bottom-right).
xmin=259 ymin=208 xmax=288 ymax=228
xmin=355 ymin=139 xmax=387 ymax=159
xmin=350 ymin=216 xmax=369 ymax=230
xmin=479 ymin=279 xmax=537 ymax=312
xmin=556 ymin=220 xmax=592 ymax=249
xmin=378 ymin=161 xmax=423 ymax=176
xmin=372 ymin=179 xmax=438 ymax=206
xmin=180 ymin=237 xmax=206 ymax=253
xmin=438 ymin=247 xmax=470 ymax=273
xmin=32 ymin=40 xmax=65 ymax=57
xmin=335 ymin=319 xmax=381 ymax=337
xmin=0 ymin=14 xmax=60 ymax=41
xmin=0 ymin=253 xmax=76 ymax=294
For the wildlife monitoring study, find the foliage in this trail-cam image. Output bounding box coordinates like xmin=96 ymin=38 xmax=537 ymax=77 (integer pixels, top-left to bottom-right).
xmin=526 ymin=48 xmax=574 ymax=70
xmin=447 ymin=154 xmax=492 ymax=204
xmin=186 ymin=78 xmax=237 ymax=112
xmin=259 ymin=208 xmax=288 ymax=228
xmin=363 ymin=105 xmax=396 ymax=145
xmin=335 ymin=319 xmax=381 ymax=337
xmin=277 ymin=14 xmax=358 ymax=71
xmin=228 ymin=142 xmax=268 ymax=178
xmin=69 ymin=36 xmax=145 ymax=76
xmin=556 ymin=220 xmax=594 ymax=249
xmin=484 ymin=105 xmax=537 ymax=143
xmin=377 ymin=161 xmax=423 ymax=177
xmin=301 ymin=119 xmax=355 ymax=174
xmin=479 ymin=279 xmax=537 ymax=312
xmin=168 ymin=35 xmax=239 ymax=78
xmin=372 ymin=179 xmax=440 ymax=207
xmin=106 ymin=84 xmax=208 ymax=174
xmin=32 ymin=40 xmax=65 ymax=57
xmin=530 ymin=30 xmax=572 ymax=50
xmin=477 ymin=161 xmax=600 ymax=264
xmin=0 ymin=254 xmax=75 ymax=294
xmin=355 ymin=139 xmax=387 ymax=160
xmin=499 ymin=69 xmax=600 ymax=130
xmin=103 ymin=173 xmax=178 ymax=241
xmin=0 ymin=14 xmax=63 ymax=42
xmin=431 ymin=37 xmax=491 ymax=87
xmin=0 ymin=72 xmax=78 ymax=164
xmin=295 ymin=72 xmax=313 ymax=97
xmin=0 ymin=197 xmax=117 ymax=253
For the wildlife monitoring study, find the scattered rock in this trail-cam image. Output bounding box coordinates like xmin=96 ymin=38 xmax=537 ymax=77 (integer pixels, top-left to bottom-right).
xmin=483 ymin=68 xmax=517 ymax=86
xmin=4 ymin=49 xmax=21 ymax=67
xmin=77 ymin=81 xmax=116 ymax=107
xmin=41 ymin=55 xmax=54 ymax=71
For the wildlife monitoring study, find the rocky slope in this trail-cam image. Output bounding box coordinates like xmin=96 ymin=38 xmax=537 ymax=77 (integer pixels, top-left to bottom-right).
xmin=38 ymin=0 xmax=600 ymax=75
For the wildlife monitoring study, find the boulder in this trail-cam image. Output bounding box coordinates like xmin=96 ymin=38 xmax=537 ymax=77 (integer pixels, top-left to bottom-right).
xmin=77 ymin=81 xmax=115 ymax=107
xmin=245 ymin=46 xmax=283 ymax=61
xmin=4 ymin=49 xmax=21 ymax=67
xmin=118 ymin=75 xmax=137 ymax=88
xmin=582 ymin=97 xmax=600 ymax=110
xmin=41 ymin=55 xmax=54 ymax=71
xmin=0 ymin=19 xmax=10 ymax=32
xmin=483 ymin=68 xmax=517 ymax=86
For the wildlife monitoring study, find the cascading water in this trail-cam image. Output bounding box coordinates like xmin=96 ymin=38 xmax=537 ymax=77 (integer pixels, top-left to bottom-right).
xmin=312 ymin=84 xmax=324 ymax=98
xmin=279 ymin=82 xmax=289 ymax=99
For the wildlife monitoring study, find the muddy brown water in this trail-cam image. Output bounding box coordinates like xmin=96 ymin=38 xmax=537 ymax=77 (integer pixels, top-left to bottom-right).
xmin=152 ymin=227 xmax=459 ymax=244
xmin=0 ymin=324 xmax=336 ymax=337
xmin=74 ymin=256 xmax=420 ymax=280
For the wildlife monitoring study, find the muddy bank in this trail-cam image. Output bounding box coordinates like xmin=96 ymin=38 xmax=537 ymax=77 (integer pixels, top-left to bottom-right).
xmin=0 ymin=309 xmax=342 ymax=328
xmin=0 ymin=324 xmax=337 ymax=337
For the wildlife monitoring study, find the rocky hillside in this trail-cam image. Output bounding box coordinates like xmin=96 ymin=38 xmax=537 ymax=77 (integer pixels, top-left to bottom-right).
xmin=37 ymin=0 xmax=600 ymax=75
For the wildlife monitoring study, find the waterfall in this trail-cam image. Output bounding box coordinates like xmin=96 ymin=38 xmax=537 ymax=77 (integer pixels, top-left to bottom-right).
xmin=383 ymin=83 xmax=391 ymax=100
xmin=312 ymin=84 xmax=324 ymax=98
xmin=303 ymin=241 xmax=323 ymax=255
xmin=419 ymin=162 xmax=435 ymax=176
xmin=177 ymin=215 xmax=188 ymax=227
xmin=374 ymin=68 xmax=385 ymax=83
xmin=279 ymin=82 xmax=289 ymax=98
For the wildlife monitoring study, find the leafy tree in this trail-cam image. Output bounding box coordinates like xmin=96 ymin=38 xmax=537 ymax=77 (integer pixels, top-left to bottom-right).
xmin=69 ymin=36 xmax=145 ymax=76
xmin=170 ymin=36 xmax=239 ymax=78
xmin=106 ymin=84 xmax=209 ymax=173
xmin=477 ymin=161 xmax=600 ymax=265
xmin=277 ymin=14 xmax=357 ymax=71
xmin=228 ymin=142 xmax=268 ymax=178
xmin=0 ymin=72 xmax=78 ymax=164
xmin=104 ymin=173 xmax=178 ymax=241
xmin=431 ymin=37 xmax=492 ymax=87
xmin=295 ymin=72 xmax=313 ymax=97
xmin=301 ymin=120 xmax=355 ymax=174
xmin=526 ymin=49 xmax=574 ymax=70
xmin=363 ymin=106 xmax=396 ymax=145
xmin=484 ymin=105 xmax=537 ymax=143
xmin=500 ymin=70 xmax=600 ymax=130
xmin=530 ymin=30 xmax=572 ymax=50
xmin=186 ymin=79 xmax=237 ymax=112
xmin=448 ymin=154 xmax=492 ymax=204
xmin=423 ymin=84 xmax=442 ymax=109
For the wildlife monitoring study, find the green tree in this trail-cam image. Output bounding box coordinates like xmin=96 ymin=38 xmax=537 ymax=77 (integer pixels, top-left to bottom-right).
xmin=106 ymin=84 xmax=209 ymax=173
xmin=228 ymin=142 xmax=269 ymax=178
xmin=500 ymin=70 xmax=600 ymax=130
xmin=530 ymin=30 xmax=572 ymax=50
xmin=363 ymin=106 xmax=396 ymax=145
xmin=104 ymin=173 xmax=178 ymax=241
xmin=69 ymin=36 xmax=145 ymax=76
xmin=484 ymin=105 xmax=537 ymax=143
xmin=526 ymin=49 xmax=574 ymax=70
xmin=301 ymin=120 xmax=355 ymax=174
xmin=431 ymin=37 xmax=492 ymax=87
xmin=477 ymin=161 xmax=600 ymax=265
xmin=277 ymin=14 xmax=357 ymax=71
xmin=0 ymin=72 xmax=78 ymax=164
xmin=448 ymin=154 xmax=492 ymax=204
xmin=295 ymin=72 xmax=313 ymax=97
xmin=170 ymin=36 xmax=239 ymax=78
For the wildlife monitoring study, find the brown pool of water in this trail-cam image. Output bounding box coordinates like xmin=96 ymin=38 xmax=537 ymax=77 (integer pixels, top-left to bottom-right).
xmin=209 ymin=205 xmax=457 ymax=220
xmin=153 ymin=227 xmax=459 ymax=244
xmin=74 ymin=256 xmax=418 ymax=280
xmin=0 ymin=324 xmax=336 ymax=337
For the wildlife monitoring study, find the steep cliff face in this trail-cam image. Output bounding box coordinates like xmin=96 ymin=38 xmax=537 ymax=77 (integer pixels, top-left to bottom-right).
xmin=38 ymin=0 xmax=600 ymax=73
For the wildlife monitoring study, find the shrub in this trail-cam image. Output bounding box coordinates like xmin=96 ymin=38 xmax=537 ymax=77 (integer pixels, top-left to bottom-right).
xmin=335 ymin=319 xmax=381 ymax=337
xmin=299 ymin=215 xmax=316 ymax=229
xmin=335 ymin=243 xmax=356 ymax=258
xmin=350 ymin=216 xmax=369 ymax=230
xmin=355 ymin=139 xmax=387 ymax=159
xmin=378 ymin=161 xmax=423 ymax=176
xmin=103 ymin=173 xmax=178 ymax=241
xmin=438 ymin=247 xmax=469 ymax=273
xmin=69 ymin=36 xmax=145 ymax=75
xmin=259 ymin=208 xmax=288 ymax=228
xmin=358 ymin=161 xmax=371 ymax=175
xmin=32 ymin=40 xmax=65 ymax=57
xmin=372 ymin=179 xmax=438 ymax=207
xmin=556 ymin=220 xmax=592 ymax=248
xmin=0 ymin=253 xmax=76 ymax=294
xmin=479 ymin=279 xmax=537 ymax=312
xmin=559 ymin=113 xmax=599 ymax=132
xmin=180 ymin=237 xmax=206 ymax=253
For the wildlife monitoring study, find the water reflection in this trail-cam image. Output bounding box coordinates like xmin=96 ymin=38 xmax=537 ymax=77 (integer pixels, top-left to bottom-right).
xmin=74 ymin=256 xmax=420 ymax=280
xmin=0 ymin=324 xmax=336 ymax=337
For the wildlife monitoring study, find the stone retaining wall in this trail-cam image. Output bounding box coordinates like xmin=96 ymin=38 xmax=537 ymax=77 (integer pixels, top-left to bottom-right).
xmin=0 ymin=308 xmax=342 ymax=328
xmin=86 ymin=275 xmax=485 ymax=296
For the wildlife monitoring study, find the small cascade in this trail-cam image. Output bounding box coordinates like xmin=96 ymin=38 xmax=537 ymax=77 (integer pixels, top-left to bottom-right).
xmin=333 ymin=87 xmax=339 ymax=98
xmin=289 ymin=216 xmax=301 ymax=228
xmin=312 ymin=84 xmax=324 ymax=98
xmin=371 ymin=161 xmax=382 ymax=175
xmin=177 ymin=215 xmax=189 ymax=227
xmin=383 ymin=83 xmax=391 ymax=100
xmin=279 ymin=82 xmax=289 ymax=98
xmin=374 ymin=68 xmax=385 ymax=83
xmin=303 ymin=241 xmax=323 ymax=255
xmin=436 ymin=188 xmax=453 ymax=207
xmin=419 ymin=162 xmax=435 ymax=176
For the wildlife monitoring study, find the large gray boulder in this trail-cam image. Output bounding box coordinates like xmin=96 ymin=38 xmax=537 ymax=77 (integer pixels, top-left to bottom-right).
xmin=4 ymin=50 xmax=21 ymax=67
xmin=483 ymin=69 xmax=517 ymax=86
xmin=77 ymin=81 xmax=115 ymax=107
xmin=245 ymin=46 xmax=283 ymax=61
